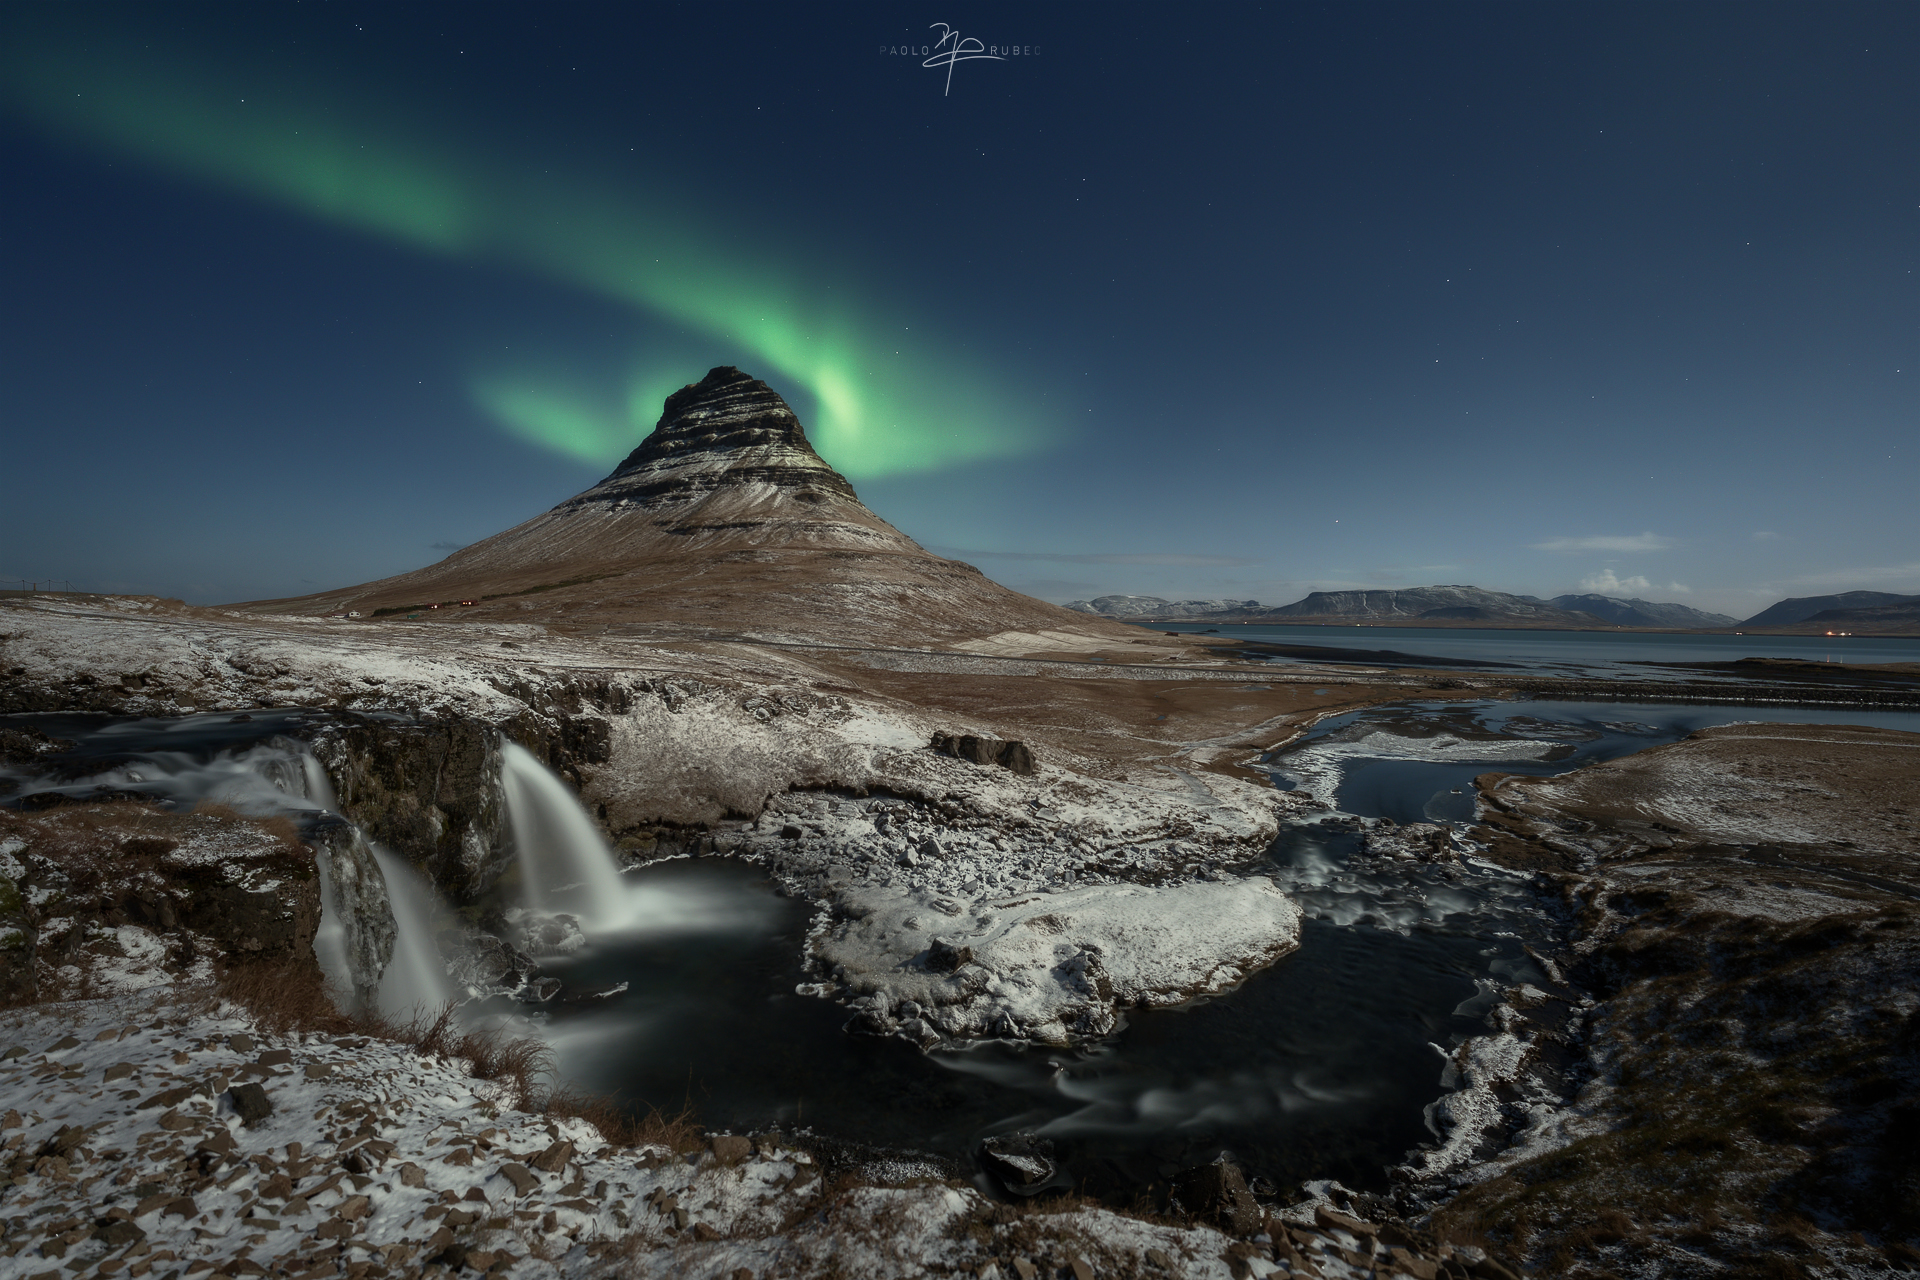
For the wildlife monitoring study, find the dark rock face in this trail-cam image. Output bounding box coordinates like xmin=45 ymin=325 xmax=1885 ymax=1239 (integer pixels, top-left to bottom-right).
xmin=1172 ymin=1161 xmax=1262 ymax=1234
xmin=568 ymin=366 xmax=858 ymax=510
xmin=930 ymin=732 xmax=1037 ymax=775
xmin=308 ymin=820 xmax=396 ymax=1010
xmin=309 ymin=715 xmax=509 ymax=906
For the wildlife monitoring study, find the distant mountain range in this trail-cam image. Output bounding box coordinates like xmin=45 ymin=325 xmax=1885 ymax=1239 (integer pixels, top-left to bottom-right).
xmin=1066 ymin=585 xmax=1738 ymax=628
xmin=1739 ymin=591 xmax=1920 ymax=627
xmin=1548 ymin=594 xmax=1739 ymax=628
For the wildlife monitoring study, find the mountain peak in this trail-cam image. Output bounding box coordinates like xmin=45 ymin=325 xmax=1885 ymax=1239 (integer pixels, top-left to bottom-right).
xmin=245 ymin=366 xmax=1129 ymax=648
xmin=577 ymin=366 xmax=856 ymax=509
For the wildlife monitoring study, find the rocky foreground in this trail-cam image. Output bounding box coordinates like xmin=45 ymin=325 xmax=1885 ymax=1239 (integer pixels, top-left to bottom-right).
xmin=1403 ymin=723 xmax=1920 ymax=1277
xmin=0 ymin=980 xmax=1523 ymax=1280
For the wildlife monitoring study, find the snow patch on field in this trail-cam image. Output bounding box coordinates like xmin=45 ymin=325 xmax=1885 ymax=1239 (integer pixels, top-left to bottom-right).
xmin=816 ymin=877 xmax=1302 ymax=1046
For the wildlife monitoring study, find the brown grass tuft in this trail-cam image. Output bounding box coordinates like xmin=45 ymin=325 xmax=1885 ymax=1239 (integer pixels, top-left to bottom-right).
xmin=216 ymin=955 xmax=361 ymax=1037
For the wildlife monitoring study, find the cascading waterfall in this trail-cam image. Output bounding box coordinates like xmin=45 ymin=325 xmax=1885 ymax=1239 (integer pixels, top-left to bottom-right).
xmin=310 ymin=846 xmax=358 ymax=1006
xmin=499 ymin=742 xmax=630 ymax=931
xmin=284 ymin=744 xmax=454 ymax=1017
xmin=368 ymin=844 xmax=458 ymax=1019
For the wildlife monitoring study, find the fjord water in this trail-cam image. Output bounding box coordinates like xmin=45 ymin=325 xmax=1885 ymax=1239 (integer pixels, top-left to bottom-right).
xmin=1153 ymin=621 xmax=1920 ymax=677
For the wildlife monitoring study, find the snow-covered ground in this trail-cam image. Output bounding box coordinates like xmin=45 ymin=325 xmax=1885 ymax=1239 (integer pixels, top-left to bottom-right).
xmin=0 ymin=989 xmax=1473 ymax=1280
xmin=1 ymin=596 xmax=1322 ymax=1050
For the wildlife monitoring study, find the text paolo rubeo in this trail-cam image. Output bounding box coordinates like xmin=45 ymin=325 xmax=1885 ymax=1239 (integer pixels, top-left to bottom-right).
xmin=884 ymin=24 xmax=1038 ymax=96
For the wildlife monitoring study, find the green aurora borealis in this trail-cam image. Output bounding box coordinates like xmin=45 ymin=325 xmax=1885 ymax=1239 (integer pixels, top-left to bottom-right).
xmin=0 ymin=26 xmax=1050 ymax=478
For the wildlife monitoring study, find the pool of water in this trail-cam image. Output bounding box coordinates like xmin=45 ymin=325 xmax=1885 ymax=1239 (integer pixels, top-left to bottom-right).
xmin=503 ymin=850 xmax=1532 ymax=1200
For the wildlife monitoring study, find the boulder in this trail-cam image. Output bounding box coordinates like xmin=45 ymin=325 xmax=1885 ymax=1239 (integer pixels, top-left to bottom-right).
xmin=229 ymin=1082 xmax=273 ymax=1128
xmin=925 ymin=938 xmax=973 ymax=973
xmin=979 ymin=1133 xmax=1056 ymax=1195
xmin=1173 ymin=1161 xmax=1261 ymax=1234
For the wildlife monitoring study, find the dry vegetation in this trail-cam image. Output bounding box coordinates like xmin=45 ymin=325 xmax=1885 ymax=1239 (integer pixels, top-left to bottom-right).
xmin=1434 ymin=891 xmax=1920 ymax=1277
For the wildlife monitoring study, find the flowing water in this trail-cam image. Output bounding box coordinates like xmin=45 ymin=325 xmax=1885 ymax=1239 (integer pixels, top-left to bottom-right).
xmin=499 ymin=742 xmax=630 ymax=932
xmin=369 ymin=844 xmax=460 ymax=1020
xmin=10 ymin=695 xmax=1920 ymax=1199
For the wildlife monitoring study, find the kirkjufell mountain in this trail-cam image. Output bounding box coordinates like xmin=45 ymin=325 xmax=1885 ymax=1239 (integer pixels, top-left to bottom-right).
xmin=250 ymin=367 xmax=1132 ymax=647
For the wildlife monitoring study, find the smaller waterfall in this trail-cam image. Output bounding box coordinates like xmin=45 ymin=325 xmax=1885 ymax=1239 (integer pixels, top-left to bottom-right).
xmin=369 ymin=845 xmax=458 ymax=1020
xmin=311 ymin=846 xmax=357 ymax=1005
xmin=500 ymin=742 xmax=630 ymax=931
xmin=300 ymin=753 xmax=341 ymax=811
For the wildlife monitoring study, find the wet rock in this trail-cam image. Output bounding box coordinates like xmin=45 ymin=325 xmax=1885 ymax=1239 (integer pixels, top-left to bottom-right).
xmin=979 ymin=1133 xmax=1056 ymax=1195
xmin=1363 ymin=821 xmax=1458 ymax=863
xmin=310 ymin=820 xmax=396 ymax=1009
xmin=308 ymin=715 xmax=510 ymax=905
xmin=0 ymin=725 xmax=74 ymax=765
xmin=508 ymin=910 xmax=586 ymax=957
xmin=897 ymin=1017 xmax=940 ymax=1051
xmin=1173 ymin=1161 xmax=1261 ymax=1234
xmin=519 ymin=977 xmax=563 ymax=1003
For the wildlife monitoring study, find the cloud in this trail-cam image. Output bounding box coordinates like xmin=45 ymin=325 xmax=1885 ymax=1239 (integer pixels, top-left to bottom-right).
xmin=1532 ymin=533 xmax=1674 ymax=553
xmin=939 ymin=549 xmax=1262 ymax=567
xmin=1752 ymin=531 xmax=1782 ymax=541
xmin=1577 ymin=569 xmax=1694 ymax=597
xmin=429 ymin=541 xmax=467 ymax=551
xmin=1580 ymin=569 xmax=1651 ymax=594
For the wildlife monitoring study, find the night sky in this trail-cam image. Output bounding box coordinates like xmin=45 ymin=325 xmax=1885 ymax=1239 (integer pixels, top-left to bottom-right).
xmin=3 ymin=2 xmax=1914 ymax=617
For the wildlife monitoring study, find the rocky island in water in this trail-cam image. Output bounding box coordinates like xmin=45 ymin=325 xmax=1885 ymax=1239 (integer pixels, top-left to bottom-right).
xmin=3 ymin=368 xmax=1918 ymax=1280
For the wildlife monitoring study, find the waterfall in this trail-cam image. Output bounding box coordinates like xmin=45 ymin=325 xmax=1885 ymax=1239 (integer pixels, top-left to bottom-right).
xmin=500 ymin=742 xmax=630 ymax=931
xmin=369 ymin=845 xmax=458 ymax=1020
xmin=311 ymin=846 xmax=357 ymax=1005
xmin=300 ymin=752 xmax=341 ymax=811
